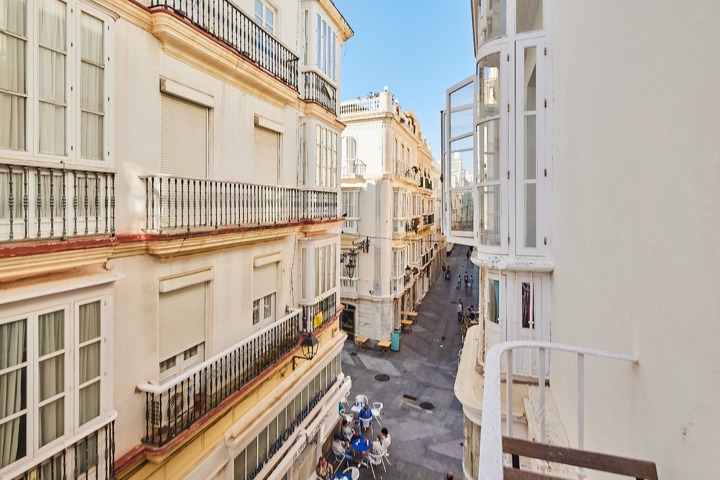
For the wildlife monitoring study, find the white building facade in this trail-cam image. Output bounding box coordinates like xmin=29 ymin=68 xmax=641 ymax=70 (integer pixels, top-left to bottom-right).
xmin=0 ymin=0 xmax=353 ymax=479
xmin=339 ymin=90 xmax=444 ymax=346
xmin=446 ymin=0 xmax=720 ymax=479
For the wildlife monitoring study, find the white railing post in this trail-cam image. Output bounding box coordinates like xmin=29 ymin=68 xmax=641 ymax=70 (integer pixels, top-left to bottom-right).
xmin=539 ymin=346 xmax=546 ymax=444
xmin=506 ymin=350 xmax=513 ymax=439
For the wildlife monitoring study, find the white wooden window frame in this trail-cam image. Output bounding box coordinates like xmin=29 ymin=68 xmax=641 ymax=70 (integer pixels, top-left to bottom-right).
xmin=0 ymin=0 xmax=114 ymax=166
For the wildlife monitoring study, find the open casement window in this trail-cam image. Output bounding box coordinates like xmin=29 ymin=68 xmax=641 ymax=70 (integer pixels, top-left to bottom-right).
xmin=444 ymin=76 xmax=475 ymax=240
xmin=0 ymin=294 xmax=109 ymax=474
xmin=159 ymin=283 xmax=206 ymax=383
xmin=315 ymin=13 xmax=337 ymax=81
xmin=0 ymin=0 xmax=111 ymax=161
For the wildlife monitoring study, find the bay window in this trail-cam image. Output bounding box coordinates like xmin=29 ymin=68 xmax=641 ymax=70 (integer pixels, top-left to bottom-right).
xmin=0 ymin=293 xmax=109 ymax=473
xmin=0 ymin=0 xmax=111 ymax=161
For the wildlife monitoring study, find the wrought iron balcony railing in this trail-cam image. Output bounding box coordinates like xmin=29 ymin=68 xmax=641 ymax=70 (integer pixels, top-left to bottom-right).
xmin=137 ymin=309 xmax=302 ymax=446
xmin=0 ymin=163 xmax=115 ymax=243
xmin=141 ymin=175 xmax=337 ymax=233
xmin=9 ymin=419 xmax=115 ymax=480
xmin=301 ymin=291 xmax=338 ymax=332
xmin=148 ymin=0 xmax=298 ymax=90
xmin=302 ymin=71 xmax=336 ymax=113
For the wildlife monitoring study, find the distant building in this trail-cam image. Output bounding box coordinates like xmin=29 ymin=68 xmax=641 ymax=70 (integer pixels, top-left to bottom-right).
xmin=444 ymin=0 xmax=719 ymax=479
xmin=339 ymin=90 xmax=444 ymax=345
xmin=0 ymin=0 xmax=353 ymax=479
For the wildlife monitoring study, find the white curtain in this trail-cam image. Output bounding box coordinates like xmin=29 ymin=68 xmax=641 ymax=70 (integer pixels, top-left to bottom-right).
xmin=38 ymin=0 xmax=66 ymax=156
xmin=38 ymin=310 xmax=64 ymax=447
xmin=0 ymin=0 xmax=27 ymax=150
xmin=79 ymin=301 xmax=101 ymax=425
xmin=0 ymin=319 xmax=26 ymax=469
xmin=80 ymin=12 xmax=104 ymax=160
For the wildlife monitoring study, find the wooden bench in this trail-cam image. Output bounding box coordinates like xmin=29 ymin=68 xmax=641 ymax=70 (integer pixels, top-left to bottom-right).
xmin=354 ymin=336 xmax=370 ymax=350
xmin=377 ymin=340 xmax=392 ymax=356
xmin=400 ymin=319 xmax=413 ymax=332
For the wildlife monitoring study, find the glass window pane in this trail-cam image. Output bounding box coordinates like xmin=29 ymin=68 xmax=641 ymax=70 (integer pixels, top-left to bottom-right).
xmin=38 ymin=102 xmax=65 ymax=155
xmin=489 ymin=279 xmax=500 ymax=324
xmin=478 ymin=53 xmax=500 ymax=120
xmin=525 ymin=183 xmax=536 ymax=247
xmin=450 ymin=82 xmax=473 ymax=108
xmin=79 ymin=342 xmax=100 ymax=383
xmin=450 ymin=135 xmax=473 ymax=151
xmin=233 ymin=450 xmax=246 ymax=480
xmin=0 ymin=0 xmax=25 ymax=35
xmin=0 ymin=319 xmax=27 ymax=368
xmin=517 ymin=0 xmax=543 ymax=33
xmin=0 ymin=369 xmax=27 ymax=416
xmin=480 ymin=186 xmax=501 ymax=246
xmin=450 ymin=108 xmax=473 ymax=138
xmin=80 ymin=13 xmax=103 ymax=64
xmin=79 ymin=381 xmax=100 ymax=424
xmin=477 ymin=0 xmax=506 ymax=46
xmin=478 ymin=120 xmax=500 ymax=182
xmin=39 ymin=311 xmax=63 ymax=355
xmin=450 ymin=190 xmax=473 ymax=232
xmin=449 ymin=150 xmax=473 ymax=188
xmin=524 ymin=48 xmax=537 ymax=111
xmin=525 ymin=115 xmax=536 ymax=179
xmin=39 ymin=0 xmax=66 ymax=51
xmin=0 ymin=92 xmax=26 ymax=151
xmin=0 ymin=415 xmax=26 ymax=468
xmin=39 ymin=397 xmax=64 ymax=446
xmin=79 ymin=301 xmax=101 ymax=342
xmin=39 ymin=354 xmax=64 ymax=400
xmin=0 ymin=34 xmax=26 ymax=94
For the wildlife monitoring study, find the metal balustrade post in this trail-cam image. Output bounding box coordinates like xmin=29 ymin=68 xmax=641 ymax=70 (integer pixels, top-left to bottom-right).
xmin=578 ymin=353 xmax=585 ymax=450
xmin=8 ymin=166 xmax=14 ymax=240
xmin=539 ymin=346 xmax=546 ymax=444
xmin=36 ymin=168 xmax=41 ymax=238
xmin=506 ymin=350 xmax=513 ymax=439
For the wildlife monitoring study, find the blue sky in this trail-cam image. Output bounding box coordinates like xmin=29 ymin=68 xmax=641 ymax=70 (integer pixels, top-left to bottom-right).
xmin=333 ymin=0 xmax=475 ymax=160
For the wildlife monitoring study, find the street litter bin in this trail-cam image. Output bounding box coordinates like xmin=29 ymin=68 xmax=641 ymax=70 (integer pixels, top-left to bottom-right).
xmin=391 ymin=329 xmax=400 ymax=351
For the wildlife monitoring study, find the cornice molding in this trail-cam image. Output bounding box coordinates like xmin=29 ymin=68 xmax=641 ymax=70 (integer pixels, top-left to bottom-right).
xmin=150 ymin=11 xmax=297 ymax=109
xmin=0 ymin=247 xmax=115 ymax=283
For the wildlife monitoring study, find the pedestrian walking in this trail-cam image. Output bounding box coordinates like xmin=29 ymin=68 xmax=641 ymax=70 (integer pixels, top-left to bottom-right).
xmin=456 ymin=275 xmax=462 ymax=289
xmin=457 ymin=300 xmax=463 ymax=323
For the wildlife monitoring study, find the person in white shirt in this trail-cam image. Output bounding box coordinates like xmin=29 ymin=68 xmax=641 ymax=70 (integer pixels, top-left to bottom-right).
xmin=380 ymin=427 xmax=392 ymax=451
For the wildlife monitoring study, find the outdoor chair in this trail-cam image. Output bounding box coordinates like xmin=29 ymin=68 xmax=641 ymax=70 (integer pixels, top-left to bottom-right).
xmin=371 ymin=402 xmax=383 ymax=426
xmin=367 ymin=451 xmax=386 ymax=479
xmin=343 ymin=466 xmax=360 ymax=480
xmin=333 ymin=452 xmax=346 ymax=471
xmin=359 ymin=416 xmax=373 ymax=435
xmin=354 ymin=394 xmax=369 ymax=408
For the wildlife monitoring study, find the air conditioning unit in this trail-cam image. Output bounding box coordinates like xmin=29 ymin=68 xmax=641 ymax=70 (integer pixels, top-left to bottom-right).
xmin=152 ymin=386 xmax=194 ymax=430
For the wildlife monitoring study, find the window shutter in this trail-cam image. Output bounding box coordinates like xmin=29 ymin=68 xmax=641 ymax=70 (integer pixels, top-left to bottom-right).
xmin=254 ymin=127 xmax=279 ymax=185
xmin=254 ymin=263 xmax=277 ymax=299
xmin=159 ymin=283 xmax=206 ymax=361
xmin=161 ymin=94 xmax=208 ymax=179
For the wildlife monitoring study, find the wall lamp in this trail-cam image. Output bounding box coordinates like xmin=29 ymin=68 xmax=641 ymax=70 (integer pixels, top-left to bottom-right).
xmin=292 ymin=333 xmax=319 ymax=370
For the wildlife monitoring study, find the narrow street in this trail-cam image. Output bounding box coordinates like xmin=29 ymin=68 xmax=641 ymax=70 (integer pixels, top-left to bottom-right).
xmin=339 ymin=246 xmax=479 ymax=479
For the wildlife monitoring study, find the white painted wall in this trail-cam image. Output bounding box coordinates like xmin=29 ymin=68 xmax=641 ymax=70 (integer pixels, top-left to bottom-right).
xmin=550 ymin=1 xmax=720 ymax=477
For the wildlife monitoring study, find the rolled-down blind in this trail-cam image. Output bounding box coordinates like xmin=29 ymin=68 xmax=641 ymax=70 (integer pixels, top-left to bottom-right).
xmin=159 ymin=283 xmax=206 ymax=361
xmin=254 ymin=126 xmax=279 ymax=185
xmin=161 ymin=94 xmax=208 ymax=179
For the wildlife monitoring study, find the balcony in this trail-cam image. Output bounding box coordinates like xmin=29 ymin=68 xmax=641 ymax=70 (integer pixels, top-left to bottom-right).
xmin=301 ymin=291 xmax=338 ymax=332
xmin=148 ymin=0 xmax=298 ymax=90
xmin=478 ymin=341 xmax=657 ymax=479
xmin=9 ymin=419 xmax=115 ymax=480
xmin=341 ymin=217 xmax=359 ymax=234
xmin=137 ymin=309 xmax=302 ymax=446
xmin=141 ymin=175 xmax=337 ymax=233
xmin=341 ymin=159 xmax=366 ymax=177
xmin=339 ymin=97 xmax=381 ymax=115
xmin=392 ymin=218 xmax=411 ymax=235
xmin=340 ymin=276 xmax=358 ymax=298
xmin=0 ymin=163 xmax=115 ymax=243
xmin=302 ymin=71 xmax=337 ymax=113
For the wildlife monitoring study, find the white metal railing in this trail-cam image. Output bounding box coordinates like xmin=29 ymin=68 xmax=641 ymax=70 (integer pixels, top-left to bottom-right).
xmin=340 ymin=277 xmax=358 ymax=297
xmin=393 ymin=218 xmax=411 ymax=234
xmin=342 ymin=159 xmax=366 ymax=177
xmin=339 ymin=97 xmax=381 ymax=115
xmin=342 ymin=218 xmax=359 ymax=234
xmin=479 ymin=341 xmax=638 ymax=479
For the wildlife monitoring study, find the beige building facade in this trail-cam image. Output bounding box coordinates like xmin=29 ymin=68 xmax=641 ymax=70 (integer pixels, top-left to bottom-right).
xmin=339 ymin=90 xmax=444 ymax=346
xmin=0 ymin=0 xmax=353 ymax=479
